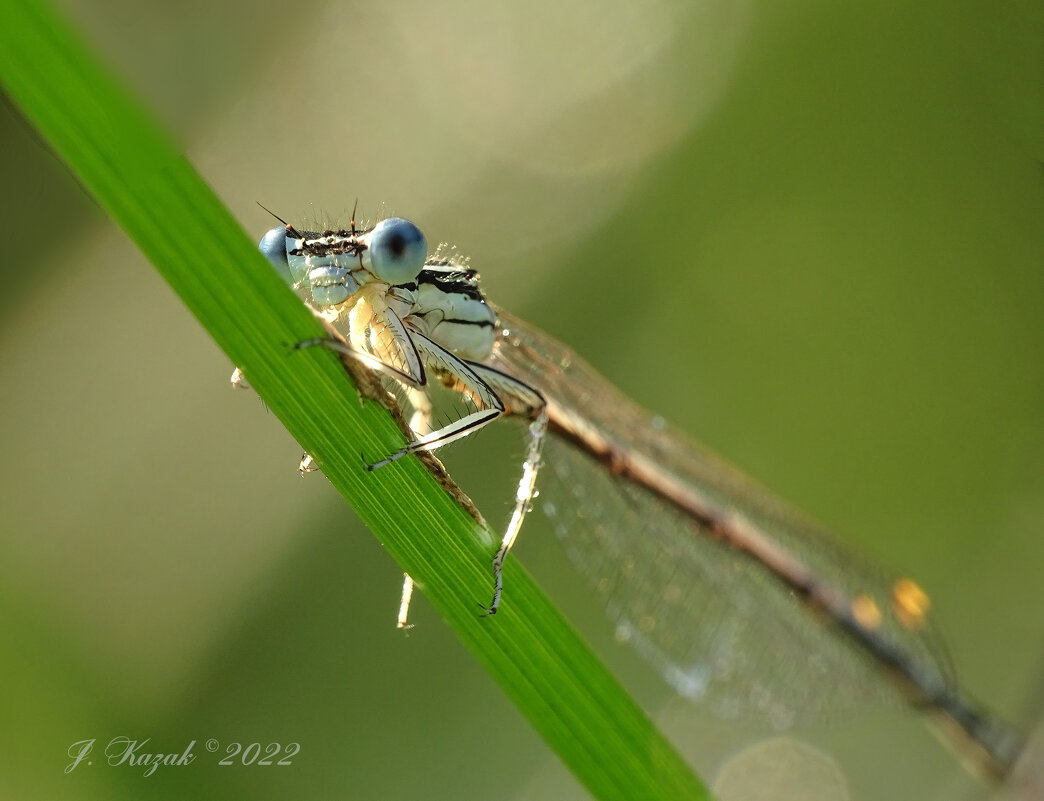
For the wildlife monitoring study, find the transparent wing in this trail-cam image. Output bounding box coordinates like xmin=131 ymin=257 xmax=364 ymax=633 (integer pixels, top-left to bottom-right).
xmin=488 ymin=308 xmax=956 ymax=727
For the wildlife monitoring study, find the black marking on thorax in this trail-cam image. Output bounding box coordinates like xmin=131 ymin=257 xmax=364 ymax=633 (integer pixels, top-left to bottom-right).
xmin=418 ymin=260 xmax=485 ymax=301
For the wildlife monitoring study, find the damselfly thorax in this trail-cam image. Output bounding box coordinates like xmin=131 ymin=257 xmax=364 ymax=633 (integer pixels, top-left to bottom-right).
xmin=235 ymin=213 xmax=1024 ymax=782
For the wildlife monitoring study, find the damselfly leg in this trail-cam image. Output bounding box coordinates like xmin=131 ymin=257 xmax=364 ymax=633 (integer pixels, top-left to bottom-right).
xmin=293 ymin=322 xmax=548 ymax=619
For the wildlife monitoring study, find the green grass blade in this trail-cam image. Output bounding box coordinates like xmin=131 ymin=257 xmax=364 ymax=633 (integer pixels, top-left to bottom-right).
xmin=0 ymin=1 xmax=710 ymax=798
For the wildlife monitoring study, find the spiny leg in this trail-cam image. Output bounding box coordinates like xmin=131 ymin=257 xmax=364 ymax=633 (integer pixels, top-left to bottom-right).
xmin=292 ymin=335 xmax=423 ymax=388
xmin=296 ymin=326 xmax=508 ymax=625
xmin=394 ymin=387 xmax=434 ymax=629
xmin=368 ymin=338 xmax=525 ymax=623
xmin=364 ymin=330 xmax=505 ymax=471
xmin=375 ymin=340 xmax=504 ymax=627
xmin=397 ymin=573 xmax=415 ymax=630
xmin=484 ymin=407 xmax=548 ymax=615
xmin=293 ymin=333 xmax=428 ymax=627
xmin=293 ymin=314 xmax=435 ymax=626
xmin=464 ymin=362 xmax=548 ymax=615
xmin=296 ymin=324 xmax=547 ymax=620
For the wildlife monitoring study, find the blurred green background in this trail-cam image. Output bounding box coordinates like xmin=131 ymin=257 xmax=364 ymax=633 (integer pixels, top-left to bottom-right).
xmin=1 ymin=1 xmax=1042 ymax=799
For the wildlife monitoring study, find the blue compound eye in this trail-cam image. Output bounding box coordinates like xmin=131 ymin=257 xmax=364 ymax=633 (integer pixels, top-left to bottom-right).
xmin=258 ymin=225 xmax=293 ymax=285
xmin=365 ymin=218 xmax=427 ymax=285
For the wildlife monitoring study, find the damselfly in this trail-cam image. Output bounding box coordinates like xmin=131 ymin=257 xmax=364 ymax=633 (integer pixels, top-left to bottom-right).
xmin=240 ymin=211 xmax=1024 ymax=781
